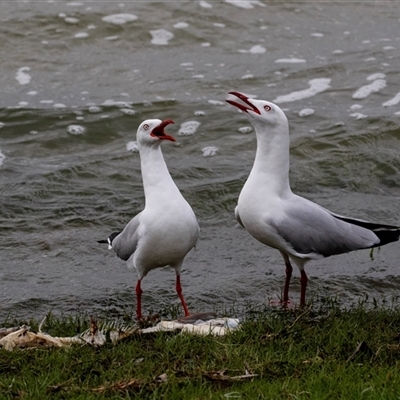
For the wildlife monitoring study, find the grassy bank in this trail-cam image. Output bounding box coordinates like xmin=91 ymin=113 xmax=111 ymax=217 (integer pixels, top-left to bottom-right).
xmin=2 ymin=300 xmax=400 ymax=399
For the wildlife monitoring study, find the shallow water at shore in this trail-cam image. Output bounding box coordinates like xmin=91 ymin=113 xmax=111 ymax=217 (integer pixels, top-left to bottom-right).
xmin=1 ymin=1 xmax=400 ymax=320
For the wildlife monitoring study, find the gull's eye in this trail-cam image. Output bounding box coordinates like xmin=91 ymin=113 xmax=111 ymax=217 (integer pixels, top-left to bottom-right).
xmin=143 ymin=124 xmax=149 ymax=130
xmin=264 ymin=105 xmax=272 ymax=112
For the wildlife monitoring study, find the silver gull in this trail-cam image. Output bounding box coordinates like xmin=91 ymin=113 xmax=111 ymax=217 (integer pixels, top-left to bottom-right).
xmin=99 ymin=119 xmax=199 ymax=319
xmin=226 ymin=91 xmax=400 ymax=306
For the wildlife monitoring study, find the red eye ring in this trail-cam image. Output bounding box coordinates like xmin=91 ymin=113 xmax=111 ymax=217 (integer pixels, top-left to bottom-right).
xmin=264 ymin=105 xmax=272 ymax=112
xmin=143 ymin=124 xmax=149 ymax=130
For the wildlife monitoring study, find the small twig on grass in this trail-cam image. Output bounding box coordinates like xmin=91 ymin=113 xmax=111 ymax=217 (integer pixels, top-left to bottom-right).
xmin=91 ymin=378 xmax=144 ymax=393
xmin=203 ymin=369 xmax=258 ymax=382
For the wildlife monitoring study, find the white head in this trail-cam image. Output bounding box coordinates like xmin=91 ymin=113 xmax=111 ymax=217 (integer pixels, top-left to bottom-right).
xmin=136 ymin=119 xmax=176 ymax=147
xmin=226 ymin=92 xmax=288 ymax=132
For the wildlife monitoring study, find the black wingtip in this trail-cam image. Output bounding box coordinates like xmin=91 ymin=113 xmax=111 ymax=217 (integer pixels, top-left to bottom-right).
xmin=97 ymin=231 xmax=122 ymax=245
xmin=374 ymin=229 xmax=400 ymax=247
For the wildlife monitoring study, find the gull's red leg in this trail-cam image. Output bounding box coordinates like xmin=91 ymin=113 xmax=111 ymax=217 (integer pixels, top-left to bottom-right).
xmin=283 ymin=259 xmax=293 ymax=304
xmin=299 ymin=270 xmax=308 ymax=307
xmin=135 ymin=279 xmax=143 ymax=320
xmin=176 ymin=275 xmax=190 ymax=317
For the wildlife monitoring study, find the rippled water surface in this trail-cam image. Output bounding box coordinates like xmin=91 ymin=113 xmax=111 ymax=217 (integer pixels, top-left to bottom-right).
xmin=1 ymin=1 xmax=400 ymax=320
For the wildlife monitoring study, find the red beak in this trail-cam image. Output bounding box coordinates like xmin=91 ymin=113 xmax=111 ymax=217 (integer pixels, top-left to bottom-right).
xmin=226 ymin=92 xmax=261 ymax=115
xmin=151 ymin=119 xmax=176 ymax=141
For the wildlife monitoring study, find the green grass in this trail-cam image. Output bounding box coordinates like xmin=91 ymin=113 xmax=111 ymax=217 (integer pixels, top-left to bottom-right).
xmin=2 ymin=299 xmax=400 ymax=399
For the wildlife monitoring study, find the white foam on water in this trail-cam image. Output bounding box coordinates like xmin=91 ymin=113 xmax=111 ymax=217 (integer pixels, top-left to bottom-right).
xmin=105 ymin=36 xmax=119 ymax=41
xmin=241 ymin=74 xmax=254 ymax=79
xmin=213 ymin=23 xmax=225 ymax=28
xmin=238 ymin=126 xmax=252 ymax=134
xmin=178 ymin=121 xmax=200 ymax=136
xmin=74 ymin=32 xmax=89 ymax=38
xmin=18 ymin=101 xmax=29 ymax=106
xmin=30 ymin=130 xmax=38 ymax=135
xmin=350 ymin=104 xmax=363 ymax=110
xmin=383 ymin=92 xmax=400 ymax=107
xmin=274 ymin=78 xmax=331 ymax=104
xmin=120 ymin=108 xmax=136 ymax=115
xmin=194 ymin=110 xmax=205 ymax=116
xmin=333 ymin=50 xmax=344 ymax=55
xmin=311 ymin=32 xmax=324 ymax=37
xmin=150 ymin=29 xmax=174 ymax=45
xmin=275 ymin=58 xmax=306 ymax=63
xmin=66 ymin=2 xmax=83 ymax=6
xmin=126 ymin=141 xmax=139 ymax=153
xmin=208 ymin=99 xmax=224 ymax=106
xmin=352 ymin=79 xmax=387 ymax=99
xmin=40 ymin=100 xmax=54 ymax=104
xmin=87 ymin=24 xmax=96 ymax=30
xmin=180 ymin=62 xmax=193 ymax=67
xmin=367 ymin=73 xmax=386 ymax=81
xmin=199 ymin=0 xmax=212 ymax=8
xmin=0 ymin=122 xmax=4 ymax=129
xmin=201 ymin=42 xmax=211 ymax=47
xmin=53 ymin=103 xmax=66 ymax=108
xmin=67 ymin=124 xmax=85 ymax=135
xmin=88 ymin=106 xmax=102 ymax=114
xmin=16 ymin=67 xmax=31 ymax=85
xmin=225 ymin=0 xmax=265 ymax=9
xmin=299 ymin=108 xmax=315 ymax=117
xmin=65 ymin=17 xmax=79 ymax=24
xmin=350 ymin=112 xmax=368 ymax=120
xmin=102 ymin=99 xmax=132 ymax=108
xmin=192 ymin=74 xmax=204 ymax=79
xmin=365 ymin=57 xmax=376 ymax=62
xmin=27 ymin=91 xmax=37 ymax=96
xmin=0 ymin=151 xmax=5 ymax=168
xmin=394 ymin=111 xmax=400 ymax=116
xmin=102 ymin=14 xmax=138 ymax=25
xmin=202 ymin=146 xmax=218 ymax=157
xmin=174 ymin=22 xmax=189 ymax=29
xmin=238 ymin=45 xmax=266 ymax=54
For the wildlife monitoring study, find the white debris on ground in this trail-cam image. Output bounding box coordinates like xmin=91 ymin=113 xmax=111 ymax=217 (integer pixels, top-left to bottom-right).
xmin=0 ymin=315 xmax=241 ymax=351
xmin=142 ymin=317 xmax=240 ymax=336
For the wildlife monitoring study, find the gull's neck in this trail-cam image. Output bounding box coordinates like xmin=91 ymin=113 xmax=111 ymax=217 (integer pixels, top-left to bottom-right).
xmin=248 ymin=122 xmax=292 ymax=196
xmin=139 ymin=144 xmax=181 ymax=207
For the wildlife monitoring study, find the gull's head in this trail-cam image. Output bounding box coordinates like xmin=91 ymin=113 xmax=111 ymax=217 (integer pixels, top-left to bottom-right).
xmin=226 ymin=92 xmax=288 ymax=130
xmin=136 ymin=119 xmax=176 ymax=146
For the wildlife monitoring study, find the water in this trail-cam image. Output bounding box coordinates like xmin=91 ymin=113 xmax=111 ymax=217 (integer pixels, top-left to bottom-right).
xmin=1 ymin=1 xmax=400 ymax=320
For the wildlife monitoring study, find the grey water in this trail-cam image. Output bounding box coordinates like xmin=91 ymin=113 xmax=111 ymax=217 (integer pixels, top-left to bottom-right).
xmin=1 ymin=1 xmax=400 ymax=321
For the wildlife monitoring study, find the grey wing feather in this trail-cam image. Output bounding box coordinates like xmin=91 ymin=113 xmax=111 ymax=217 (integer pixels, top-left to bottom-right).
xmin=111 ymin=213 xmax=141 ymax=261
xmin=275 ymin=198 xmax=379 ymax=257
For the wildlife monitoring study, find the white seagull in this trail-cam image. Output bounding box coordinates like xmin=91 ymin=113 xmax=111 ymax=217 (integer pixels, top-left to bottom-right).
xmin=226 ymin=91 xmax=400 ymax=306
xmin=99 ymin=119 xmax=199 ymax=320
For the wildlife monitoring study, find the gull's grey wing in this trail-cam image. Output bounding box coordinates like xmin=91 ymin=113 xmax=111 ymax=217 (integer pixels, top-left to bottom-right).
xmin=111 ymin=213 xmax=142 ymax=261
xmin=275 ymin=196 xmax=380 ymax=257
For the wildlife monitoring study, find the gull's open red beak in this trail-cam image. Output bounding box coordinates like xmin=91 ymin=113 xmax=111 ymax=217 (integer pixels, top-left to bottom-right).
xmin=226 ymin=92 xmax=261 ymax=115
xmin=151 ymin=119 xmax=176 ymax=141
